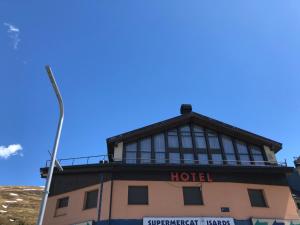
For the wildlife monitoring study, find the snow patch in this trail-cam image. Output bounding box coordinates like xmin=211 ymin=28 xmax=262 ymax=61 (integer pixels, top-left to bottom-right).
xmin=2 ymin=205 xmax=8 ymax=209
xmin=0 ymin=210 xmax=7 ymax=213
xmin=9 ymin=193 xmax=18 ymax=196
xmin=5 ymin=200 xmax=17 ymax=203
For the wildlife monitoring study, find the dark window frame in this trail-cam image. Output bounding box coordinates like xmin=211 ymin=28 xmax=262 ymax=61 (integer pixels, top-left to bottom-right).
xmin=57 ymin=196 xmax=69 ymax=209
xmin=83 ymin=189 xmax=99 ymax=210
xmin=247 ymin=189 xmax=268 ymax=208
xmin=182 ymin=186 xmax=204 ymax=205
xmin=128 ymin=186 xmax=149 ymax=205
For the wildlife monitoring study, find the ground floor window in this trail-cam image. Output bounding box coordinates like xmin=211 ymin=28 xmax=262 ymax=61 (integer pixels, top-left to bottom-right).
xmin=57 ymin=197 xmax=69 ymax=208
xmin=128 ymin=186 xmax=148 ymax=205
xmin=182 ymin=187 xmax=203 ymax=205
xmin=84 ymin=189 xmax=98 ymax=209
xmin=248 ymin=189 xmax=267 ymax=207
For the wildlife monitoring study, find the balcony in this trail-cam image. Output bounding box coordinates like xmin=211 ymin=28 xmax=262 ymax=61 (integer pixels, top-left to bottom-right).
xmin=45 ymin=155 xmax=287 ymax=168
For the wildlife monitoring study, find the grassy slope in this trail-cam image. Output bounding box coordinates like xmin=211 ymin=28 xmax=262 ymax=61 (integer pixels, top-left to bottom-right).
xmin=0 ymin=186 xmax=43 ymax=225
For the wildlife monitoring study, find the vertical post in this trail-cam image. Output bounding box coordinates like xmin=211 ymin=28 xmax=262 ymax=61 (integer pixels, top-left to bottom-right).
xmin=36 ymin=65 xmax=64 ymax=225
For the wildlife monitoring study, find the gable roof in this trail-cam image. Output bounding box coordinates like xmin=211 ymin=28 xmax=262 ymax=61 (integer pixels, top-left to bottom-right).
xmin=106 ymin=111 xmax=282 ymax=158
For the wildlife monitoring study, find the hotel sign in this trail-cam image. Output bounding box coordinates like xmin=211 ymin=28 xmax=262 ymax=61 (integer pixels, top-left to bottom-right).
xmin=170 ymin=172 xmax=213 ymax=182
xmin=144 ymin=217 xmax=234 ymax=225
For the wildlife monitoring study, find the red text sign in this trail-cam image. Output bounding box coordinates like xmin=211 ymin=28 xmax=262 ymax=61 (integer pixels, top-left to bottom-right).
xmin=170 ymin=172 xmax=213 ymax=182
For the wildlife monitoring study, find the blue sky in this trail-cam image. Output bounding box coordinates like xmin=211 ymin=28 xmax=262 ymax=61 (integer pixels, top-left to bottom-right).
xmin=1 ymin=1 xmax=300 ymax=186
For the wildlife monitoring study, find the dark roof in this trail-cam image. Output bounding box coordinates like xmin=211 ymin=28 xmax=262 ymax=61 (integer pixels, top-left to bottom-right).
xmin=40 ymin=163 xmax=293 ymax=178
xmin=106 ymin=111 xmax=282 ymax=158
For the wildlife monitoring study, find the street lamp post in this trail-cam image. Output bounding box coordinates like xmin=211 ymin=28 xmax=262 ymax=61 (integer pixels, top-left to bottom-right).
xmin=36 ymin=65 xmax=64 ymax=225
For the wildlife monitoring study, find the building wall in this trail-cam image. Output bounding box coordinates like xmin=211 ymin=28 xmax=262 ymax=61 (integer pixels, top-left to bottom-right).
xmin=43 ymin=181 xmax=300 ymax=225
xmin=109 ymin=181 xmax=300 ymax=220
xmin=43 ymin=184 xmax=101 ymax=225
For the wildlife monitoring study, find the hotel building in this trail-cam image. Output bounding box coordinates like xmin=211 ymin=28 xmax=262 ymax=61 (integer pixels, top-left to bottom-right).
xmin=41 ymin=105 xmax=300 ymax=225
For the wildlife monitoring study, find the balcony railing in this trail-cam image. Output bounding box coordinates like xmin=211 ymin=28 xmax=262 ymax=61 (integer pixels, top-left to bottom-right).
xmin=45 ymin=155 xmax=287 ymax=167
xmin=45 ymin=155 xmax=109 ymax=167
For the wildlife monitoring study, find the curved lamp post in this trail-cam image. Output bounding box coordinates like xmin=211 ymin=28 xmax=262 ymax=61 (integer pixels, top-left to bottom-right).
xmin=36 ymin=65 xmax=64 ymax=225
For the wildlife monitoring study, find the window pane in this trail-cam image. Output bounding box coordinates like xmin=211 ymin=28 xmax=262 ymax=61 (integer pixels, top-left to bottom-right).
xmin=211 ymin=154 xmax=223 ymax=165
xmin=57 ymin=197 xmax=69 ymax=208
xmin=193 ymin=125 xmax=204 ymax=132
xmin=194 ymin=125 xmax=206 ymax=149
xmin=251 ymin=146 xmax=263 ymax=155
xmin=155 ymin=153 xmax=165 ymax=163
xmin=236 ymin=141 xmax=248 ymax=154
xmin=198 ymin=154 xmax=209 ymax=165
xmin=240 ymin=154 xmax=251 ymax=165
xmin=248 ymin=189 xmax=267 ymax=207
xmin=141 ymin=152 xmax=151 ymax=164
xmin=194 ymin=136 xmax=206 ymax=149
xmin=183 ymin=153 xmax=194 ymax=164
xmin=128 ymin=186 xmax=148 ymax=205
xmin=226 ymin=154 xmax=237 ymax=165
xmin=140 ymin=138 xmax=151 ymax=152
xmin=207 ymin=131 xmax=220 ymax=149
xmin=180 ymin=126 xmax=192 ymax=148
xmin=169 ymin=153 xmax=180 ymax=164
xmin=154 ymin=134 xmax=165 ymax=152
xmin=183 ymin=187 xmax=203 ymax=205
xmin=126 ymin=143 xmax=137 ymax=152
xmin=222 ymin=136 xmax=235 ymax=153
xmin=126 ymin=152 xmax=136 ymax=164
xmin=253 ymin=154 xmax=265 ymax=165
xmin=84 ymin=190 xmax=98 ymax=209
xmin=168 ymin=130 xmax=179 ymax=148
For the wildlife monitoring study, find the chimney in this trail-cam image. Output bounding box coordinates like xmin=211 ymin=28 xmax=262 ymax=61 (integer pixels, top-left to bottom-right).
xmin=294 ymin=156 xmax=300 ymax=175
xmin=180 ymin=104 xmax=192 ymax=115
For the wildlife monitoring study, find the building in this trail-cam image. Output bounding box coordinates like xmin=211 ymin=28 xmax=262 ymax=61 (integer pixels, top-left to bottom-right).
xmin=287 ymin=157 xmax=300 ymax=216
xmin=41 ymin=105 xmax=300 ymax=225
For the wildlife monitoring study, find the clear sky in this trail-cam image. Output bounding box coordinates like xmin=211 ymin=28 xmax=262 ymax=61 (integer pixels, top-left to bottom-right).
xmin=1 ymin=1 xmax=300 ymax=186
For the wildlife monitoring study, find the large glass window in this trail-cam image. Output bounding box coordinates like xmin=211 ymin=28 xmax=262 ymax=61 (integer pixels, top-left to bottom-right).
xmin=222 ymin=135 xmax=237 ymax=165
xmin=180 ymin=126 xmax=192 ymax=148
xmin=154 ymin=133 xmax=165 ymax=163
xmin=207 ymin=130 xmax=222 ymax=164
xmin=250 ymin=146 xmax=265 ymax=165
xmin=125 ymin=143 xmax=137 ymax=164
xmin=193 ymin=126 xmax=206 ymax=149
xmin=236 ymin=140 xmax=251 ymax=165
xmin=169 ymin=152 xmax=180 ymax=164
xmin=183 ymin=153 xmax=194 ymax=164
xmin=168 ymin=129 xmax=179 ymax=148
xmin=198 ymin=153 xmax=209 ymax=165
xmin=140 ymin=138 xmax=151 ymax=164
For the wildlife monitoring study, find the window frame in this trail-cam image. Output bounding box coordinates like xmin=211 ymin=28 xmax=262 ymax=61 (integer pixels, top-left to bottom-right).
xmin=247 ymin=189 xmax=268 ymax=208
xmin=128 ymin=186 xmax=149 ymax=205
xmin=56 ymin=196 xmax=69 ymax=209
xmin=83 ymin=189 xmax=99 ymax=210
xmin=182 ymin=186 xmax=204 ymax=205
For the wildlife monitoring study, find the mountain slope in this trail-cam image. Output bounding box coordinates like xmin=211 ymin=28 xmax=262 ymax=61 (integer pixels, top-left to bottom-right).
xmin=0 ymin=186 xmax=43 ymax=225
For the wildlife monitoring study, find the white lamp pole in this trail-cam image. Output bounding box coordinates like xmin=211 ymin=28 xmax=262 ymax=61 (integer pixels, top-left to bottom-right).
xmin=37 ymin=65 xmax=64 ymax=225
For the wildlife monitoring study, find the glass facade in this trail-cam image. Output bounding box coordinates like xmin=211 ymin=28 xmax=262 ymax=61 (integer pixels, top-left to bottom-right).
xmin=222 ymin=135 xmax=237 ymax=165
xmin=154 ymin=133 xmax=165 ymax=163
xmin=123 ymin=123 xmax=266 ymax=166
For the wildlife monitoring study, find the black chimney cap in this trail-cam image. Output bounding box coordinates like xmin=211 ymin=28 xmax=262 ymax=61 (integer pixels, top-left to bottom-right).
xmin=180 ymin=104 xmax=192 ymax=114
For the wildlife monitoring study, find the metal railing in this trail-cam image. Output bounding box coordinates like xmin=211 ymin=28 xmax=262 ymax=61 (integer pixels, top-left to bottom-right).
xmin=120 ymin=157 xmax=287 ymax=167
xmin=45 ymin=155 xmax=287 ymax=167
xmin=45 ymin=155 xmax=109 ymax=167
